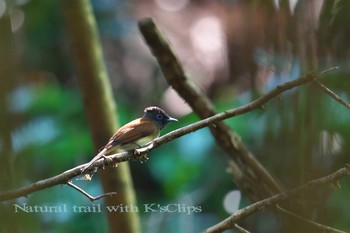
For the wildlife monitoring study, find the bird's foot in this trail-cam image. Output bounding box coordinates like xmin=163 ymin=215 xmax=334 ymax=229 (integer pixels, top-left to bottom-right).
xmin=138 ymin=153 xmax=149 ymax=163
xmin=134 ymin=142 xmax=154 ymax=163
xmin=132 ymin=149 xmax=149 ymax=162
xmin=101 ymin=155 xmax=110 ymax=169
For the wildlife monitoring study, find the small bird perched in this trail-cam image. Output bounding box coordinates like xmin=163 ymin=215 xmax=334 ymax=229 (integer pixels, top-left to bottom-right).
xmin=81 ymin=106 xmax=177 ymax=172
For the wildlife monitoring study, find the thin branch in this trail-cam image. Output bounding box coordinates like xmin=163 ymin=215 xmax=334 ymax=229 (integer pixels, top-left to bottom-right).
xmin=202 ymin=165 xmax=350 ymax=233
xmin=233 ymin=224 xmax=251 ymax=233
xmin=320 ymin=66 xmax=339 ymax=75
xmin=151 ymin=71 xmax=315 ymax=147
xmin=276 ymin=205 xmax=345 ymax=233
xmin=66 ymin=181 xmax=117 ymax=202
xmin=314 ymin=80 xmax=350 ymax=110
xmin=0 ymin=73 xmax=315 ymax=202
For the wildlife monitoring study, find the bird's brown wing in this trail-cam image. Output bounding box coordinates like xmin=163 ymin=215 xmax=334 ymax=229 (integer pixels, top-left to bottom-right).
xmin=104 ymin=118 xmax=158 ymax=150
xmin=81 ymin=118 xmax=158 ymax=172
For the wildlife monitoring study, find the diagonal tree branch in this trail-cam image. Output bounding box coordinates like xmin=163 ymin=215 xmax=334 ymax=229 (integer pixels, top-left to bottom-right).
xmin=138 ymin=17 xmax=287 ymax=201
xmin=314 ymin=80 xmax=350 ymax=110
xmin=0 ymin=73 xmax=315 ymax=202
xmin=137 ymin=18 xmax=345 ymax=233
xmin=202 ymin=165 xmax=350 ymax=233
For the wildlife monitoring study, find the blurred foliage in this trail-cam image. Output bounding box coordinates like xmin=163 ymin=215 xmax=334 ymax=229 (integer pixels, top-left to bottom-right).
xmin=1 ymin=0 xmax=350 ymax=233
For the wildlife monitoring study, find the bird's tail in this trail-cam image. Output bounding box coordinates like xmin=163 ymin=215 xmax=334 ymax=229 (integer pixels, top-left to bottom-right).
xmin=81 ymin=148 xmax=107 ymax=173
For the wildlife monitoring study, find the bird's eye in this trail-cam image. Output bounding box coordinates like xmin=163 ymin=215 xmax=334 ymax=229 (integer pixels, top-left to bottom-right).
xmin=156 ymin=113 xmax=163 ymax=120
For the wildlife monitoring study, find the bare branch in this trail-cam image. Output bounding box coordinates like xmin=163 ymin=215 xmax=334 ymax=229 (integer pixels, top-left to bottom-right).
xmin=151 ymin=72 xmax=315 ymax=147
xmin=233 ymin=224 xmax=251 ymax=233
xmin=0 ymin=72 xmax=315 ymax=202
xmin=66 ymin=181 xmax=117 ymax=202
xmin=202 ymin=165 xmax=350 ymax=233
xmin=314 ymin=80 xmax=350 ymax=110
xmin=276 ymin=205 xmax=345 ymax=233
xmin=320 ymin=66 xmax=339 ymax=75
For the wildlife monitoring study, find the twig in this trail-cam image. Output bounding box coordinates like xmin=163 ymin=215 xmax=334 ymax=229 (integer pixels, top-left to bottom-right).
xmin=233 ymin=224 xmax=251 ymax=233
xmin=202 ymin=165 xmax=350 ymax=233
xmin=276 ymin=205 xmax=345 ymax=233
xmin=66 ymin=181 xmax=117 ymax=202
xmin=314 ymin=80 xmax=350 ymax=111
xmin=0 ymin=73 xmax=315 ymax=202
xmin=320 ymin=66 xmax=339 ymax=75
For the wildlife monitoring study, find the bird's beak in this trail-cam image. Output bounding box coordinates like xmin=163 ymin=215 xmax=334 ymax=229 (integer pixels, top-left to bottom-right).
xmin=167 ymin=117 xmax=178 ymax=123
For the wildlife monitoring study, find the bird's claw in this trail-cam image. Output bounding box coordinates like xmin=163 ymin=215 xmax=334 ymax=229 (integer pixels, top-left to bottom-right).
xmin=139 ymin=154 xmax=149 ymax=163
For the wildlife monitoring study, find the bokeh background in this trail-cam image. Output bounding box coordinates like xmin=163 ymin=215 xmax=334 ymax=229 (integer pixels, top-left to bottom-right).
xmin=1 ymin=0 xmax=350 ymax=232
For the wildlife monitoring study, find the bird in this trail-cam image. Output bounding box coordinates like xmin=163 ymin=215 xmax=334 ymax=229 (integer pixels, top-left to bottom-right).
xmin=81 ymin=106 xmax=178 ymax=172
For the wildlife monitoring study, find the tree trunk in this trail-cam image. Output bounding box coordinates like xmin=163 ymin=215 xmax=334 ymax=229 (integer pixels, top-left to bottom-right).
xmin=61 ymin=1 xmax=141 ymax=232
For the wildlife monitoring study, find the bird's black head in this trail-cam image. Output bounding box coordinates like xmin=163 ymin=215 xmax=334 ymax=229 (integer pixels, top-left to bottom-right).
xmin=143 ymin=106 xmax=178 ymax=130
